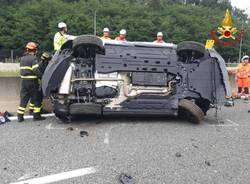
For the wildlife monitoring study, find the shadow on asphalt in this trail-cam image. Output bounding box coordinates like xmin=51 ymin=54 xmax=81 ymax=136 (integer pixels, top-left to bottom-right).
xmin=55 ymin=115 xmax=204 ymax=126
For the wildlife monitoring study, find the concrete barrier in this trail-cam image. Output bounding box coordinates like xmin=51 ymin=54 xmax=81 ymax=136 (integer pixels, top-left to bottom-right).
xmin=0 ymin=77 xmax=52 ymax=113
xmin=0 ymin=62 xmax=19 ymax=71
xmin=0 ymin=77 xmax=20 ymax=112
xmin=0 ymin=69 xmax=238 ymax=113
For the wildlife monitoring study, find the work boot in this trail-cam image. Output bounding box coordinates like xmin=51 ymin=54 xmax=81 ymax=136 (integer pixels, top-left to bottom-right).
xmin=33 ymin=113 xmax=46 ymax=121
xmin=17 ymin=114 xmax=24 ymax=123
xmin=40 ymin=108 xmax=50 ymax=114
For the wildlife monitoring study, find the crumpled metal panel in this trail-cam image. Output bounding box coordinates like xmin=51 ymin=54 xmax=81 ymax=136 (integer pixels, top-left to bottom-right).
xmin=208 ymin=49 xmax=231 ymax=97
xmin=42 ymin=53 xmax=72 ymax=97
xmin=185 ymin=58 xmax=228 ymax=105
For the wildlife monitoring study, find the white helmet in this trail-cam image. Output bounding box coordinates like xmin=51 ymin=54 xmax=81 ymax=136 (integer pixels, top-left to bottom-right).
xmin=103 ymin=28 xmax=109 ymax=32
xmin=120 ymin=29 xmax=127 ymax=35
xmin=58 ymin=22 xmax=67 ymax=29
xmin=157 ymin=32 xmax=163 ymax=37
xmin=242 ymin=55 xmax=249 ymax=61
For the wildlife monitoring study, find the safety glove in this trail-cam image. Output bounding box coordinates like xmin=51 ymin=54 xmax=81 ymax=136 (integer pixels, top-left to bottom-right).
xmin=41 ymin=52 xmax=52 ymax=62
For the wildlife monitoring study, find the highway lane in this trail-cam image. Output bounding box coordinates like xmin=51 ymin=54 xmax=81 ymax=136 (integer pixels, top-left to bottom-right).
xmin=0 ymin=100 xmax=249 ymax=184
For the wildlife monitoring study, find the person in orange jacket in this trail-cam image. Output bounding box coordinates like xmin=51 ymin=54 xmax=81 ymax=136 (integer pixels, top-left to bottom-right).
xmin=153 ymin=32 xmax=165 ymax=43
xmin=236 ymin=55 xmax=250 ymax=99
xmin=101 ymin=28 xmax=111 ymax=40
xmin=115 ymin=29 xmax=127 ymax=41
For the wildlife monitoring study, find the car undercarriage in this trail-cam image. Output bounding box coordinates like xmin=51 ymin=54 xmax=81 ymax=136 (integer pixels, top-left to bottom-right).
xmin=42 ymin=36 xmax=230 ymax=123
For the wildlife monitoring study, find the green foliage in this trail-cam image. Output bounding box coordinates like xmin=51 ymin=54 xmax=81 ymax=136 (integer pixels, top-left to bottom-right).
xmin=0 ymin=0 xmax=249 ymax=62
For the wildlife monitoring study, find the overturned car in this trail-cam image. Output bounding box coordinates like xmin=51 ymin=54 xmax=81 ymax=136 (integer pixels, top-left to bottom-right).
xmin=42 ymin=35 xmax=230 ymax=123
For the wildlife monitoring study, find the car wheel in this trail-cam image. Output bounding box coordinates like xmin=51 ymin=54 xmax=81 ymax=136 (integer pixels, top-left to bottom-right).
xmin=72 ymin=35 xmax=105 ymax=55
xmin=178 ymin=99 xmax=205 ymax=123
xmin=60 ymin=40 xmax=73 ymax=51
xmin=195 ymin=98 xmax=211 ymax=115
xmin=177 ymin=41 xmax=205 ymax=61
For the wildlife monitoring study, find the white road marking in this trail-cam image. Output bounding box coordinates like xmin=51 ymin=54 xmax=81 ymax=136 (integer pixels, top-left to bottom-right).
xmin=208 ymin=119 xmax=241 ymax=127
xmin=104 ymin=124 xmax=126 ymax=145
xmin=215 ymin=119 xmax=239 ymax=127
xmin=10 ymin=167 xmax=97 ymax=184
xmin=226 ymin=119 xmax=239 ymax=126
xmin=103 ymin=125 xmax=119 ymax=145
xmin=9 ymin=113 xmax=55 ymax=121
xmin=46 ymin=123 xmax=65 ymax=130
xmin=45 ymin=123 xmax=79 ymax=131
xmin=18 ymin=173 xmax=37 ymax=181
xmin=104 ymin=132 xmax=110 ymax=144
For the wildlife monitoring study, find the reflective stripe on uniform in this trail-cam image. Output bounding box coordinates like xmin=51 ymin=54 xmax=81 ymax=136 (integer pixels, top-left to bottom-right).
xmin=17 ymin=106 xmax=26 ymax=114
xmin=20 ymin=66 xmax=33 ymax=70
xmin=21 ymin=75 xmax=37 ymax=79
xmin=18 ymin=107 xmax=26 ymax=111
xmin=32 ymin=64 xmax=39 ymax=70
xmin=33 ymin=107 xmax=41 ymax=113
xmin=17 ymin=106 xmax=25 ymax=114
xmin=17 ymin=110 xmax=25 ymax=114
xmin=29 ymin=103 xmax=34 ymax=110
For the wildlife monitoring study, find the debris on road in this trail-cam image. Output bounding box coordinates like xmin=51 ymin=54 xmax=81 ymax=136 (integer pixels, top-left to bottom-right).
xmin=218 ymin=120 xmax=224 ymax=124
xmin=0 ymin=111 xmax=12 ymax=125
xmin=66 ymin=127 xmax=74 ymax=131
xmin=119 ymin=173 xmax=135 ymax=184
xmin=175 ymin=152 xmax=182 ymax=157
xmin=192 ymin=144 xmax=199 ymax=149
xmin=205 ymin=160 xmax=211 ymax=166
xmin=80 ymin=131 xmax=89 ymax=137
xmin=224 ymin=99 xmax=234 ymax=107
xmin=4 ymin=111 xmax=13 ymax=117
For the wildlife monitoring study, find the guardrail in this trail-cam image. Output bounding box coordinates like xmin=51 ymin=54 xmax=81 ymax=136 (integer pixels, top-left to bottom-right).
xmin=225 ymin=63 xmax=238 ymax=67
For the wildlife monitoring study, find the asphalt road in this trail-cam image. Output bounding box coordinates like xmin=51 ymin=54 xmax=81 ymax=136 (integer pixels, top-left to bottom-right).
xmin=0 ymin=100 xmax=250 ymax=184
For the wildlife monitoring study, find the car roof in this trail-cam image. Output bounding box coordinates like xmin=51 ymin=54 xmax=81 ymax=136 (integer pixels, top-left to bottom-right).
xmin=102 ymin=40 xmax=177 ymax=49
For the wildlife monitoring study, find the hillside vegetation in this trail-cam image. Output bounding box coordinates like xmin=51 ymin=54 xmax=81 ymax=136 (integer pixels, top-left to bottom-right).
xmin=0 ymin=0 xmax=249 ymax=62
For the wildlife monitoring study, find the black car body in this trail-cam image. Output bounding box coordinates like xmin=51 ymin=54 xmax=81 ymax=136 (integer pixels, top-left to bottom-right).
xmin=42 ymin=36 xmax=230 ymax=123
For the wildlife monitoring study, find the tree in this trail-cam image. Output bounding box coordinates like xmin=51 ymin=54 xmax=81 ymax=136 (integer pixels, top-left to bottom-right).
xmin=0 ymin=0 xmax=249 ymax=62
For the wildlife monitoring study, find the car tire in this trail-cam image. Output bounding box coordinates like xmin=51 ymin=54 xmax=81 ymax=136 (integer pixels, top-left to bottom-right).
xmin=177 ymin=41 xmax=205 ymax=60
xmin=60 ymin=40 xmax=73 ymax=51
xmin=72 ymin=35 xmax=105 ymax=54
xmin=195 ymin=98 xmax=211 ymax=115
xmin=178 ymin=99 xmax=205 ymax=123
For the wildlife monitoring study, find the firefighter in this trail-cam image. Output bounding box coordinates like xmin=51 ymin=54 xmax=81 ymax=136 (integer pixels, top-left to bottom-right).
xmin=153 ymin=32 xmax=165 ymax=43
xmin=17 ymin=42 xmax=47 ymax=122
xmin=54 ymin=22 xmax=67 ymax=51
xmin=54 ymin=22 xmax=76 ymax=51
xmin=236 ymin=55 xmax=250 ymax=99
xmin=101 ymin=28 xmax=111 ymax=40
xmin=115 ymin=29 xmax=127 ymax=41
